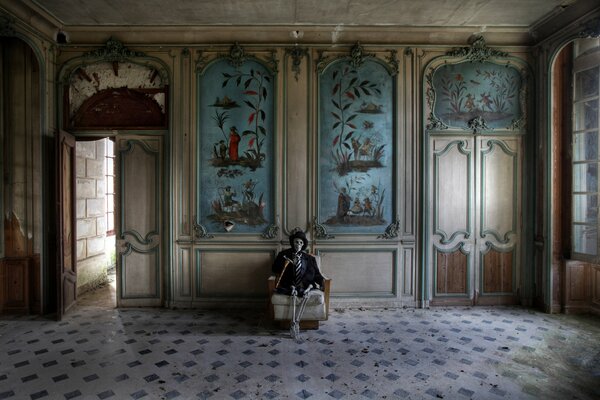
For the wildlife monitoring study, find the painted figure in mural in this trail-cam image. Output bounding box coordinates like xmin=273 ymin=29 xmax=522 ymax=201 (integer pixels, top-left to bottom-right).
xmin=350 ymin=197 xmax=363 ymax=215
xmin=272 ymin=230 xmax=324 ymax=297
xmin=228 ymin=126 xmax=241 ymax=161
xmin=222 ymin=186 xmax=239 ymax=211
xmin=363 ymin=197 xmax=373 ymax=216
xmin=336 ymin=187 xmax=352 ymax=218
xmin=359 ymin=138 xmax=373 ymax=160
xmin=243 ymin=178 xmax=257 ymax=203
xmin=351 ymin=137 xmax=361 ymax=160
xmin=218 ymin=140 xmax=227 ymax=160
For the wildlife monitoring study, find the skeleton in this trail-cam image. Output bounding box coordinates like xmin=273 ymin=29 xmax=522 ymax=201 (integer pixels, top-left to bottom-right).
xmin=272 ymin=231 xmax=324 ymax=342
xmin=286 ymin=237 xmax=313 ymax=342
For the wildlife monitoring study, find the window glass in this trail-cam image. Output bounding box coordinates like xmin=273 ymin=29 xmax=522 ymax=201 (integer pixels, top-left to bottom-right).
xmin=571 ymin=40 xmax=600 ymax=260
xmin=574 ymin=99 xmax=599 ymax=131
xmin=573 ymin=131 xmax=598 ymax=161
xmin=575 ymin=67 xmax=599 ymax=100
xmin=573 ymin=224 xmax=598 ymax=255
xmin=573 ymin=194 xmax=598 ymax=224
xmin=573 ymin=163 xmax=598 ymax=192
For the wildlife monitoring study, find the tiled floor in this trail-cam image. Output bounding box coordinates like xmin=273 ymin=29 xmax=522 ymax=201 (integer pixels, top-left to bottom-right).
xmin=1 ymin=285 xmax=599 ymax=400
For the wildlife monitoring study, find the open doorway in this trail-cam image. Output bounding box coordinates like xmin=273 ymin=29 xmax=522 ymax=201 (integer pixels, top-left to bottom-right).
xmin=74 ymin=137 xmax=117 ymax=308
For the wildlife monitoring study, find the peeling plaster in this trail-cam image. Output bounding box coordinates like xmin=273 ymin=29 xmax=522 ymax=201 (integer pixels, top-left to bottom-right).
xmin=332 ymin=24 xmax=344 ymax=44
xmin=69 ymin=62 xmax=165 ymax=117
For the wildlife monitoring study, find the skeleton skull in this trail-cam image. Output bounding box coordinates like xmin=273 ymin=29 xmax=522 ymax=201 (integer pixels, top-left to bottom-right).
xmin=293 ymin=237 xmax=304 ymax=253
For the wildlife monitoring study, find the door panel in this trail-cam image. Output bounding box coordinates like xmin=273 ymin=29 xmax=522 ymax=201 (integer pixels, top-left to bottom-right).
xmin=427 ymin=136 xmax=521 ymax=305
xmin=475 ymin=137 xmax=521 ymax=304
xmin=117 ymin=137 xmax=163 ymax=307
xmin=57 ymin=130 xmax=77 ymax=318
xmin=428 ymin=137 xmax=474 ymax=303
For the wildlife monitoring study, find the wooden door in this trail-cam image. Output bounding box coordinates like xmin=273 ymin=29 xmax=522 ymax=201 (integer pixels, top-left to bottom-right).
xmin=116 ymin=136 xmax=163 ymax=307
xmin=426 ymin=135 xmax=522 ymax=305
xmin=427 ymin=136 xmax=475 ymax=305
xmin=474 ymin=137 xmax=522 ymax=305
xmin=57 ymin=130 xmax=77 ymax=318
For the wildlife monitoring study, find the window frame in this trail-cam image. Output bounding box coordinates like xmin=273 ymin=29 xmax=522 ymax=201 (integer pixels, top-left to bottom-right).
xmin=571 ymin=43 xmax=600 ymax=263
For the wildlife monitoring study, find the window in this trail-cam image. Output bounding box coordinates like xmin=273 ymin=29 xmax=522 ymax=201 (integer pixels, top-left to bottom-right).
xmin=105 ymin=138 xmax=116 ymax=236
xmin=572 ymin=39 xmax=600 ymax=260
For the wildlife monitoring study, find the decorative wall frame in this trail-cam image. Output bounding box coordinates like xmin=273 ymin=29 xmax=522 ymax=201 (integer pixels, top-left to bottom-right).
xmin=196 ymin=44 xmax=278 ymax=236
xmin=424 ymin=36 xmax=528 ymax=134
xmin=316 ymin=43 xmax=397 ymax=236
xmin=61 ymin=38 xmax=169 ymax=130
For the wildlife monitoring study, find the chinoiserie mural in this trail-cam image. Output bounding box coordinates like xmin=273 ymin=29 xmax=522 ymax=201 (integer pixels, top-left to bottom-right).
xmin=198 ymin=58 xmax=274 ymax=233
xmin=429 ymin=62 xmax=523 ymax=130
xmin=318 ymin=59 xmax=394 ymax=234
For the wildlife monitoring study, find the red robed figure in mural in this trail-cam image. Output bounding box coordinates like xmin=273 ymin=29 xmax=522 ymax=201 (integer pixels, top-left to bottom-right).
xmin=228 ymin=126 xmax=241 ymax=161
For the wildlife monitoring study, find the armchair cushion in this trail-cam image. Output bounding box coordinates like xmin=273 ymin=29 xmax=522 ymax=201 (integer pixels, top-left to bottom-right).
xmin=271 ymin=290 xmax=326 ymax=320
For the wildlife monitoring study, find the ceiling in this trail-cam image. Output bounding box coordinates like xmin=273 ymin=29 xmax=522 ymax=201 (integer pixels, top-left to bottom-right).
xmin=31 ymin=0 xmax=576 ymax=28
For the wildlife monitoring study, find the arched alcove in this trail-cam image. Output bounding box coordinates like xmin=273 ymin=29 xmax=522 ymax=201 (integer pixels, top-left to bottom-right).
xmin=549 ymin=37 xmax=600 ymax=314
xmin=0 ymin=36 xmax=42 ymax=314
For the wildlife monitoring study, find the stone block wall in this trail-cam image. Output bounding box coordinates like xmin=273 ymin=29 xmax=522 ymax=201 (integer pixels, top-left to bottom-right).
xmin=76 ymin=139 xmax=109 ymax=293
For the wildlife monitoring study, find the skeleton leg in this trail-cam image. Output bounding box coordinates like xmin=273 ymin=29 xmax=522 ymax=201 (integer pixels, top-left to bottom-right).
xmin=290 ymin=285 xmax=313 ymax=342
xmin=290 ymin=286 xmax=299 ymax=340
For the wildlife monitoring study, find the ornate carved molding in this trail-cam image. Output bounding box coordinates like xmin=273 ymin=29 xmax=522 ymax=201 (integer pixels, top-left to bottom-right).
xmin=378 ymin=217 xmax=400 ymax=239
xmin=195 ymin=50 xmax=210 ymax=73
xmin=285 ymin=46 xmax=308 ymax=81
xmin=267 ymin=50 xmax=279 ymax=74
xmin=223 ymin=42 xmax=247 ymax=69
xmin=467 ymin=116 xmax=490 ymax=134
xmin=312 ymin=217 xmax=335 ymax=239
xmin=82 ymin=37 xmax=147 ymax=62
xmin=316 ymin=50 xmax=329 ymax=74
xmin=213 ymin=42 xmax=278 ymax=74
xmin=261 ymin=223 xmax=279 ymax=239
xmin=316 ymin=43 xmax=396 ymax=75
xmin=385 ymin=50 xmax=399 ymax=76
xmin=193 ymin=218 xmax=214 ymax=239
xmin=579 ymin=17 xmax=600 ymax=38
xmin=447 ymin=35 xmax=508 ymax=62
xmin=424 ymin=68 xmax=449 ymax=131
xmin=0 ymin=14 xmax=15 ymax=37
xmin=349 ymin=42 xmax=375 ymax=69
xmin=509 ymin=68 xmax=528 ymax=131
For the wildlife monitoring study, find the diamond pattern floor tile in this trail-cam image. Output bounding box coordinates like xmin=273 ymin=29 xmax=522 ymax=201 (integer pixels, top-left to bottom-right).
xmin=1 ymin=292 xmax=599 ymax=400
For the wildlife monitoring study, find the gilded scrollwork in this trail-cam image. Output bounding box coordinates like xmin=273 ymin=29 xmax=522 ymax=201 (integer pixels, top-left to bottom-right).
xmin=467 ymin=115 xmax=490 ymax=134
xmin=312 ymin=217 xmax=335 ymax=239
xmin=446 ymin=35 xmax=508 ymax=63
xmin=377 ymin=217 xmax=400 ymax=239
xmin=285 ymin=46 xmax=308 ymax=81
xmin=82 ymin=37 xmax=147 ymax=62
xmin=261 ymin=223 xmax=280 ymax=239
xmin=193 ymin=218 xmax=215 ymax=239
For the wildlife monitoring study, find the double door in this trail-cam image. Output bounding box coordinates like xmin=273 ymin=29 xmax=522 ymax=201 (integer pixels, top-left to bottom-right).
xmin=426 ymin=135 xmax=522 ymax=305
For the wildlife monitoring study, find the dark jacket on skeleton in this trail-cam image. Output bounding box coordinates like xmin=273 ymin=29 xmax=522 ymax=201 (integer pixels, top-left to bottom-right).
xmin=272 ymin=231 xmax=324 ymax=296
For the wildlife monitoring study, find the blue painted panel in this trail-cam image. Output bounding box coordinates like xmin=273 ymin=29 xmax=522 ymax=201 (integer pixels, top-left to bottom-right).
xmin=318 ymin=60 xmax=394 ymax=234
xmin=198 ymin=59 xmax=274 ymax=234
xmin=432 ymin=63 xmax=522 ymax=129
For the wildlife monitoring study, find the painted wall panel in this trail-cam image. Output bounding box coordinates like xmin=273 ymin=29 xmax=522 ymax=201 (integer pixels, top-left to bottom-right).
xmin=403 ymin=247 xmax=414 ymax=296
xmin=481 ymin=139 xmax=518 ymax=241
xmin=177 ymin=247 xmax=192 ymax=298
xmin=284 ymin=51 xmax=309 ymax=232
xmin=197 ymin=58 xmax=275 ymax=234
xmin=197 ymin=251 xmax=272 ymax=296
xmin=318 ymin=59 xmax=394 ymax=234
xmin=318 ymin=251 xmax=395 ymax=295
xmin=433 ymin=138 xmax=471 ymax=243
xmin=121 ymin=248 xmax=159 ymax=298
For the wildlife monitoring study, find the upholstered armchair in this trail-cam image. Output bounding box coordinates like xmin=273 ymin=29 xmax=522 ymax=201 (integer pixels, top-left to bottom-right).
xmin=267 ymin=255 xmax=331 ymax=329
